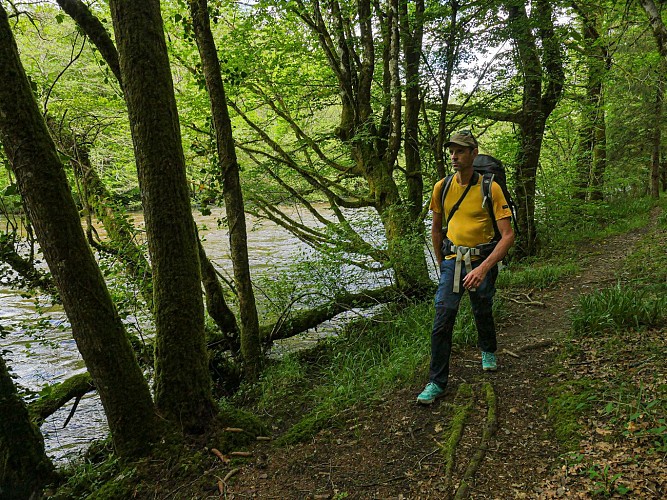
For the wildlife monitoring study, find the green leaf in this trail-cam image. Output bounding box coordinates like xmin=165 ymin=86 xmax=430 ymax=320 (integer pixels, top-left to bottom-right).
xmin=3 ymin=184 xmax=19 ymax=196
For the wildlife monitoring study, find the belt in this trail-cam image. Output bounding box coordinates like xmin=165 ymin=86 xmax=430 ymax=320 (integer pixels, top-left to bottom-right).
xmin=450 ymin=245 xmax=481 ymax=293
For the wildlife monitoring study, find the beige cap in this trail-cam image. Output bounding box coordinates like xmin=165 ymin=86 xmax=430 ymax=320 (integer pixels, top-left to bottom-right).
xmin=445 ymin=130 xmax=478 ymax=148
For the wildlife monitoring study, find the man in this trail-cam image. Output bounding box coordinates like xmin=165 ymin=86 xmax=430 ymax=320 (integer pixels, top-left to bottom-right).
xmin=417 ymin=130 xmax=515 ymax=405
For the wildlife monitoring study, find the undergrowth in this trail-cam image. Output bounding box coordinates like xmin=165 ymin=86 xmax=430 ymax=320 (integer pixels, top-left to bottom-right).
xmin=543 ymin=200 xmax=667 ymax=496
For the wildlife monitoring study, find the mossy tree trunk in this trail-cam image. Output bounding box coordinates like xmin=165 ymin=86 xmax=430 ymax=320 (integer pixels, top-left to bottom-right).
xmin=0 ymin=355 xmax=54 ymax=499
xmin=0 ymin=4 xmax=159 ymax=459
xmin=639 ymin=0 xmax=666 ymax=199
xmin=54 ymin=0 xmax=240 ymax=338
xmin=505 ymin=0 xmax=564 ymax=258
xmin=189 ymin=0 xmax=262 ymax=379
xmin=572 ymin=5 xmax=609 ymax=202
xmin=292 ymin=0 xmax=431 ymax=296
xmin=108 ymin=0 xmax=217 ymax=432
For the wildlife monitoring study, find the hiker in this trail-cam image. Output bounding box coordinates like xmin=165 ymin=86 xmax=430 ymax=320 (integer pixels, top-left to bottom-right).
xmin=417 ymin=130 xmax=515 ymax=404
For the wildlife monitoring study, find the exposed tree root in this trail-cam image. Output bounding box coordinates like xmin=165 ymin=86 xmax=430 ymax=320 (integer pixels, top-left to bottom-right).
xmin=438 ymin=383 xmax=474 ymax=494
xmin=454 ymin=382 xmax=498 ymax=499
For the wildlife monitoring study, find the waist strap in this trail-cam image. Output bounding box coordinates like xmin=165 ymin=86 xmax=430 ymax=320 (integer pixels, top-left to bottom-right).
xmin=451 ymin=245 xmax=481 ymax=293
xmin=442 ymin=239 xmax=497 ymax=293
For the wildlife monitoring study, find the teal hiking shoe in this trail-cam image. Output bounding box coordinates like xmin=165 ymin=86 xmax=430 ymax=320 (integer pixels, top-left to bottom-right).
xmin=417 ymin=382 xmax=445 ymax=405
xmin=482 ymin=351 xmax=497 ymax=371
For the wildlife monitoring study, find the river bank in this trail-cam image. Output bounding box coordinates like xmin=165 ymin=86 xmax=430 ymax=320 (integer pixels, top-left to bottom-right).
xmin=46 ymin=198 xmax=666 ymax=498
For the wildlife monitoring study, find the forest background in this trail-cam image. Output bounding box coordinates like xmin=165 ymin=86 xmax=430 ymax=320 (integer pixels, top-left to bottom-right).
xmin=0 ymin=0 xmax=665 ymax=497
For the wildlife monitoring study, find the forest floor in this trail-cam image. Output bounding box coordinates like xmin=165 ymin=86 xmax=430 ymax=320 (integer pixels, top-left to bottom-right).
xmin=176 ymin=210 xmax=666 ymax=500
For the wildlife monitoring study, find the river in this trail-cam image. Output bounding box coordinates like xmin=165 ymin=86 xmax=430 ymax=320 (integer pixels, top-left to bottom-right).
xmin=0 ymin=205 xmax=401 ymax=464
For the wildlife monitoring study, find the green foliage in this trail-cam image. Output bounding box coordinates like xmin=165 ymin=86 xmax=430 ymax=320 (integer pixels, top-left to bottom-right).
xmin=241 ymin=301 xmax=436 ymax=444
xmin=496 ymin=262 xmax=579 ymax=289
xmin=570 ymin=284 xmax=667 ymax=335
xmin=545 ymin=378 xmax=599 ymax=451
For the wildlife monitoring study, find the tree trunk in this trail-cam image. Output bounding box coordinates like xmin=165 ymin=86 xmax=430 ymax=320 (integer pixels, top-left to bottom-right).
xmin=640 ymin=0 xmax=667 ymax=198
xmin=572 ymin=9 xmax=606 ymax=201
xmin=59 ymin=131 xmax=155 ymax=309
xmin=0 ymin=4 xmax=159 ymax=459
xmin=1 ymin=355 xmax=55 ymax=499
xmin=108 ymin=0 xmax=216 ymax=432
xmin=661 ymin=149 xmax=667 ymax=192
xmin=189 ymin=0 xmax=262 ymax=379
xmin=506 ymin=0 xmax=564 ymax=257
xmin=434 ymin=3 xmax=460 ymax=180
xmin=55 ymin=0 xmax=122 ymax=84
xmin=198 ymin=237 xmax=240 ymax=338
xmin=55 ymin=0 xmax=240 ymax=340
xmin=650 ymin=72 xmax=664 ymax=198
xmin=589 ymin=107 xmax=607 ymax=201
xmin=400 ymin=0 xmax=425 ymax=221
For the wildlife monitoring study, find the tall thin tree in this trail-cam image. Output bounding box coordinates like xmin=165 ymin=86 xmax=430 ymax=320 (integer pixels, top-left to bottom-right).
xmin=188 ymin=0 xmax=262 ymax=379
xmin=107 ymin=0 xmax=217 ymax=431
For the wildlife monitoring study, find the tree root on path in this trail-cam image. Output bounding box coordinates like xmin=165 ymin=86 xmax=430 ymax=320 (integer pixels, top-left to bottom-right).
xmin=434 ymin=382 xmax=498 ymax=499
xmin=438 ymin=383 xmax=473 ymax=494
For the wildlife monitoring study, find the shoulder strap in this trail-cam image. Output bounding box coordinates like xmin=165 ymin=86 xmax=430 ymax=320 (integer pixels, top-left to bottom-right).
xmin=481 ymin=173 xmax=501 ymax=240
xmin=442 ymin=171 xmax=479 ymax=227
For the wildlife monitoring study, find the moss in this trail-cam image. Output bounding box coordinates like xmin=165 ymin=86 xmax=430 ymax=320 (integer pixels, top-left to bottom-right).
xmin=213 ymin=403 xmax=270 ymax=452
xmin=544 ymin=378 xmax=598 ymax=451
xmin=440 ymin=383 xmax=474 ymax=481
xmin=274 ymin=407 xmax=338 ymax=446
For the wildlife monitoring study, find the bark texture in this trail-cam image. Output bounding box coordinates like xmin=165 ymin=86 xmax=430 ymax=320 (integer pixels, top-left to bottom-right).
xmin=639 ymin=0 xmax=667 ymax=198
xmin=506 ymin=0 xmax=564 ymax=257
xmin=0 ymin=355 xmax=54 ymax=499
xmin=189 ymin=0 xmax=262 ymax=379
xmin=55 ymin=0 xmax=239 ymax=335
xmin=108 ymin=0 xmax=216 ymax=431
xmin=0 ymin=4 xmax=158 ymax=459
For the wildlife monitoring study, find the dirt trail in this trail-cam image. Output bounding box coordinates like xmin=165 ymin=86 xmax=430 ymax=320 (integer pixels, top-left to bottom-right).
xmin=223 ymin=222 xmax=653 ymax=500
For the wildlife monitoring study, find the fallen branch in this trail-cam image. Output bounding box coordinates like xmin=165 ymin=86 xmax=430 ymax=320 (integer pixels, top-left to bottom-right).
xmin=517 ymin=340 xmax=554 ymax=352
xmin=501 ymin=348 xmax=520 ymax=359
xmin=229 ymin=451 xmax=252 ymax=457
xmin=454 ymin=382 xmax=497 ymax=499
xmin=223 ymin=467 xmax=240 ymax=482
xmin=210 ymin=448 xmax=229 ymax=463
xmin=506 ymin=294 xmax=545 ymax=307
xmin=28 ymin=372 xmax=95 ymax=425
xmin=259 ymin=286 xmax=401 ymax=343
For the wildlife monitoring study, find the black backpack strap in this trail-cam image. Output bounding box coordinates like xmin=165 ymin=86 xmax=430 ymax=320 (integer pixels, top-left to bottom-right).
xmin=480 ymin=173 xmax=500 ymax=240
xmin=442 ymin=171 xmax=478 ymax=227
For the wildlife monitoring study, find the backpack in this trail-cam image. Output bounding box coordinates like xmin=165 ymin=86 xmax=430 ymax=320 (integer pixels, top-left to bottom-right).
xmin=440 ymin=154 xmax=519 ymax=241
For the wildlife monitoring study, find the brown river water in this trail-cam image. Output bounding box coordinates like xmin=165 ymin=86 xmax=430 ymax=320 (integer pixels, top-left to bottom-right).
xmin=0 ymin=205 xmax=402 ymax=464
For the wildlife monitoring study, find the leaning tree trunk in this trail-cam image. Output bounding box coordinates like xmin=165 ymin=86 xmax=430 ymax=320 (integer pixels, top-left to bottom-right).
xmin=0 ymin=4 xmax=159 ymax=459
xmin=189 ymin=0 xmax=262 ymax=380
xmin=0 ymin=355 xmax=55 ymax=499
xmin=54 ymin=0 xmax=240 ymax=339
xmin=108 ymin=0 xmax=216 ymax=432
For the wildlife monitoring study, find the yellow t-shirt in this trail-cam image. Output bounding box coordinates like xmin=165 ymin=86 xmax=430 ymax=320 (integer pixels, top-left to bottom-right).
xmin=429 ymin=174 xmax=512 ymax=252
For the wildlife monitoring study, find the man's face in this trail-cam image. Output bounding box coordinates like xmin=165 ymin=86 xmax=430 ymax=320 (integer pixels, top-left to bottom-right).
xmin=448 ymin=145 xmax=477 ymax=172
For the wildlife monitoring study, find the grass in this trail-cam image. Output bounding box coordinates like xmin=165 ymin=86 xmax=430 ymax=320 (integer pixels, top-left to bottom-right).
xmin=496 ymin=262 xmax=579 ymax=289
xmin=570 ymin=284 xmax=667 ymax=335
xmin=540 ymin=196 xmax=657 ymax=251
xmin=239 ymin=301 xmax=436 ymax=444
xmin=235 ymin=296 xmax=502 ymax=445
